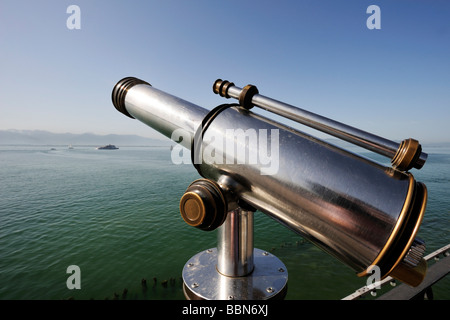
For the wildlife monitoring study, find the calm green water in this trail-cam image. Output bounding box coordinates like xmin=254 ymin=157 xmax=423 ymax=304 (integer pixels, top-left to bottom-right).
xmin=0 ymin=145 xmax=449 ymax=300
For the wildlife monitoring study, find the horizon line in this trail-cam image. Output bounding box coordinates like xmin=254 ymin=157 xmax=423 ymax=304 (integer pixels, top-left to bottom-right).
xmin=1 ymin=128 xmax=449 ymax=146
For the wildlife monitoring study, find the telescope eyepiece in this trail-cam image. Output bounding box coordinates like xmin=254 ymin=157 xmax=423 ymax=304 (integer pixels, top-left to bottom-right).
xmin=392 ymin=138 xmax=426 ymax=171
xmin=213 ymin=79 xmax=234 ymax=99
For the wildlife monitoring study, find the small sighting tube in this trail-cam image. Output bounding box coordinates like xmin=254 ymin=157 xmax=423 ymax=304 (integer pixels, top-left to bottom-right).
xmin=213 ymin=80 xmax=427 ymax=171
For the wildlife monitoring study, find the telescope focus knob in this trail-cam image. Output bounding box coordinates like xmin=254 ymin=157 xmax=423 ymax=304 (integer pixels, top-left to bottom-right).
xmin=180 ymin=179 xmax=227 ymax=231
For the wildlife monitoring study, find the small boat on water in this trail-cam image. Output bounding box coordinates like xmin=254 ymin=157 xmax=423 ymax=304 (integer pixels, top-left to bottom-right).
xmin=96 ymin=144 xmax=119 ymax=150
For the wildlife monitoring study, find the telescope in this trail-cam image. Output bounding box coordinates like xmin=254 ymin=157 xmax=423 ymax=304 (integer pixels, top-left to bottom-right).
xmin=112 ymin=77 xmax=428 ymax=300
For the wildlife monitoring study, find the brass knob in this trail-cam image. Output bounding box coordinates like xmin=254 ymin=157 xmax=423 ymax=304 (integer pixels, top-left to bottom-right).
xmin=180 ymin=179 xmax=227 ymax=231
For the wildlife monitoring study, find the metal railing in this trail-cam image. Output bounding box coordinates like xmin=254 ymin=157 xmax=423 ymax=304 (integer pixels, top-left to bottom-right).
xmin=342 ymin=244 xmax=450 ymax=300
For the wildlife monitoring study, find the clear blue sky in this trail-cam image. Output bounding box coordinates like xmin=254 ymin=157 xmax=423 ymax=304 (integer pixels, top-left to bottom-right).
xmin=1 ymin=0 xmax=449 ymax=143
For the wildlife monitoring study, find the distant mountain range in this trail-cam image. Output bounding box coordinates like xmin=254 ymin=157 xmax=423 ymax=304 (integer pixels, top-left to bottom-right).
xmin=0 ymin=130 xmax=172 ymax=146
xmin=1 ymin=129 xmax=446 ymax=149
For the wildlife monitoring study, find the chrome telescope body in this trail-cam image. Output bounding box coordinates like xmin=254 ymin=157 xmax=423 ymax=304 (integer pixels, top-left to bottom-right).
xmin=112 ymin=77 xmax=428 ymax=290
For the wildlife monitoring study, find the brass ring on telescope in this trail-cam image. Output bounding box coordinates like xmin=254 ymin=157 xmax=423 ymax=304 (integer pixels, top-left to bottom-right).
xmin=357 ymin=174 xmax=427 ymax=286
xmin=387 ymin=183 xmax=427 ymax=286
xmin=357 ymin=174 xmax=414 ymax=277
xmin=239 ymin=84 xmax=259 ymax=110
xmin=213 ymin=79 xmax=235 ymax=98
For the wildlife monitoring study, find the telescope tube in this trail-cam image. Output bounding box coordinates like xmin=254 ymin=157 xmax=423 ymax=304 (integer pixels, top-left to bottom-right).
xmin=112 ymin=77 xmax=428 ymax=286
xmin=112 ymin=77 xmax=208 ymax=149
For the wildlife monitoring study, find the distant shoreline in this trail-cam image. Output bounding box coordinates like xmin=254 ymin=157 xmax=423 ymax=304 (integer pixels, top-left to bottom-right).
xmin=0 ymin=129 xmax=172 ymax=147
xmin=1 ymin=129 xmax=448 ymax=148
xmin=0 ymin=144 xmax=173 ymax=148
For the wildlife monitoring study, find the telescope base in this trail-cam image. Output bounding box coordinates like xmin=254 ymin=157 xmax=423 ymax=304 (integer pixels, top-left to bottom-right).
xmin=182 ymin=248 xmax=288 ymax=300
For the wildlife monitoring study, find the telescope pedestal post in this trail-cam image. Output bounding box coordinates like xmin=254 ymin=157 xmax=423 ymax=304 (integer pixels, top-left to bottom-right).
xmin=182 ymin=207 xmax=288 ymax=300
xmin=217 ymin=207 xmax=255 ymax=278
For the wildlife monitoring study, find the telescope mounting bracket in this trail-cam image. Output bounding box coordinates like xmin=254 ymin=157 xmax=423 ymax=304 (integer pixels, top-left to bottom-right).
xmin=180 ymin=179 xmax=288 ymax=300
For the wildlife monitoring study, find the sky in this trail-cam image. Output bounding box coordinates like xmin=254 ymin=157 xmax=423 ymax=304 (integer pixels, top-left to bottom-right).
xmin=0 ymin=0 xmax=449 ymax=143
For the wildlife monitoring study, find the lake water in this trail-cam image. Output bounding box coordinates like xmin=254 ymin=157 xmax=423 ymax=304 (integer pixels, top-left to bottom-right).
xmin=0 ymin=144 xmax=449 ymax=300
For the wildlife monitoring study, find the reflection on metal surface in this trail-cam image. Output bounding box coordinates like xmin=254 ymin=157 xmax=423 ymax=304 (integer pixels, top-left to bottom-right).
xmin=112 ymin=77 xmax=430 ymax=296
